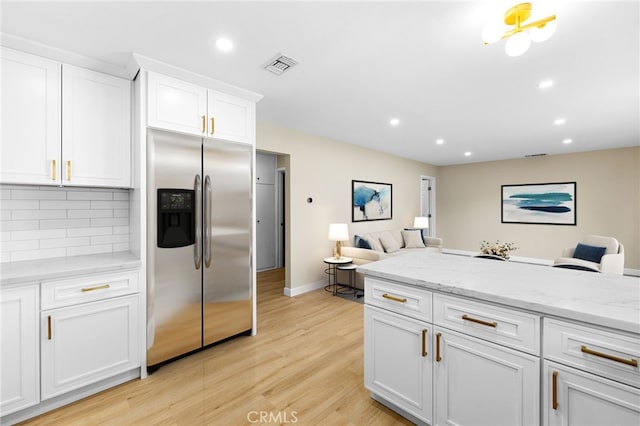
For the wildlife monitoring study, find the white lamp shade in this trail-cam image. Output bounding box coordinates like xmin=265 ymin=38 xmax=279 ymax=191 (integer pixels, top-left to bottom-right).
xmin=530 ymin=20 xmax=557 ymax=42
xmin=505 ymin=31 xmax=531 ymax=57
xmin=413 ymin=217 xmax=429 ymax=229
xmin=328 ymin=223 xmax=349 ymax=241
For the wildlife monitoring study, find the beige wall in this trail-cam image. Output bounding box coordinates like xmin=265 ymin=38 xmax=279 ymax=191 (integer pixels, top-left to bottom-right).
xmin=437 ymin=147 xmax=640 ymax=269
xmin=257 ymin=120 xmax=437 ymax=290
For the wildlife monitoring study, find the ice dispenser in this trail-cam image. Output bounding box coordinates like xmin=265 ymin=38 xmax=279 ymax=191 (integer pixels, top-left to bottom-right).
xmin=157 ymin=189 xmax=196 ymax=248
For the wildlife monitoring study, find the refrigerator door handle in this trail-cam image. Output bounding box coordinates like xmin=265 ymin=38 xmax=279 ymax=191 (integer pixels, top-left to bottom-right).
xmin=204 ymin=175 xmax=212 ymax=268
xmin=194 ymin=175 xmax=202 ymax=270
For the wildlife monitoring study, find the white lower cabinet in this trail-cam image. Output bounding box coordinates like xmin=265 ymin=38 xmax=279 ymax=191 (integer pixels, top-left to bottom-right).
xmin=364 ymin=305 xmax=433 ymax=424
xmin=543 ymin=361 xmax=640 ymax=426
xmin=0 ymin=285 xmax=40 ymax=415
xmin=433 ymin=327 xmax=540 ymax=426
xmin=41 ymin=295 xmax=139 ymax=399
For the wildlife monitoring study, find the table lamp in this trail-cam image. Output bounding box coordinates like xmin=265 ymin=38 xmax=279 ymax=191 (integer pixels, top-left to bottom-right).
xmin=328 ymin=223 xmax=349 ymax=259
xmin=413 ymin=217 xmax=429 ymax=229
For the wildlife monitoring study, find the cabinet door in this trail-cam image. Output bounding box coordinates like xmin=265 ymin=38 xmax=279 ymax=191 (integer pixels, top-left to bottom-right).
xmin=543 ymin=361 xmax=640 ymax=426
xmin=62 ymin=64 xmax=131 ymax=187
xmin=1 ymin=47 xmax=61 ymax=185
xmin=364 ymin=305 xmax=433 ymax=424
xmin=208 ymin=89 xmax=255 ymax=144
xmin=434 ymin=327 xmax=539 ymax=426
xmin=41 ymin=295 xmax=139 ymax=400
xmin=147 ymin=71 xmax=207 ymax=136
xmin=0 ymin=285 xmax=40 ymax=415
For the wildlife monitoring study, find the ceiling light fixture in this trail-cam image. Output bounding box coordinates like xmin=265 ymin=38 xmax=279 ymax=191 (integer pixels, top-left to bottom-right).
xmin=464 ymin=151 xmax=472 ymax=157
xmin=482 ymin=3 xmax=557 ymax=57
xmin=215 ymin=38 xmax=233 ymax=52
xmin=538 ymin=80 xmax=554 ymax=89
xmin=562 ymin=138 xmax=573 ymax=144
xmin=390 ymin=118 xmax=400 ymax=126
xmin=436 ymin=138 xmax=444 ymax=145
xmin=554 ymin=118 xmax=566 ymax=125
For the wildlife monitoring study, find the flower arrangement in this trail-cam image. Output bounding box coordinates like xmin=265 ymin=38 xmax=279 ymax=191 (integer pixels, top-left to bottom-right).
xmin=480 ymin=240 xmax=518 ymax=259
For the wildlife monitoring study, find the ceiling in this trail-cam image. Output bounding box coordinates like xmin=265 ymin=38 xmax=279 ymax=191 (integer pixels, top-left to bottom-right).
xmin=1 ymin=1 xmax=638 ymax=166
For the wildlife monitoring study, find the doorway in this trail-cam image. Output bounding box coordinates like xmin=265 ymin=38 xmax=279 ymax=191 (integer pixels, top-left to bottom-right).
xmin=420 ymin=175 xmax=436 ymax=237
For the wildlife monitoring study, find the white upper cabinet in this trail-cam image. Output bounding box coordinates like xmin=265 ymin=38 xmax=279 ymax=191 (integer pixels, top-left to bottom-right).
xmin=147 ymin=72 xmax=207 ymax=136
xmin=0 ymin=48 xmax=132 ymax=188
xmin=147 ymin=71 xmax=256 ymax=145
xmin=1 ymin=48 xmax=61 ymax=185
xmin=62 ymin=65 xmax=131 ymax=187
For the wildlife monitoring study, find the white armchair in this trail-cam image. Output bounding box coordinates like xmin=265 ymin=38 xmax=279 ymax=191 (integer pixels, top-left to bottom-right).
xmin=553 ymin=235 xmax=625 ymax=275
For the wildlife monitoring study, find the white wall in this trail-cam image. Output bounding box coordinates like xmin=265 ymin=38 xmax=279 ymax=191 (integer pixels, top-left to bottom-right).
xmin=437 ymin=147 xmax=640 ymax=269
xmin=257 ymin=121 xmax=437 ymax=291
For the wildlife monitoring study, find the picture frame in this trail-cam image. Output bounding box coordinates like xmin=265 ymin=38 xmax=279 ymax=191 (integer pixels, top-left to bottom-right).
xmin=352 ymin=180 xmax=392 ymax=222
xmin=501 ymin=182 xmax=576 ymax=225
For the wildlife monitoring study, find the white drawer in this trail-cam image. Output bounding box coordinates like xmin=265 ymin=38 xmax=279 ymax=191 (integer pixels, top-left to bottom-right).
xmin=364 ymin=277 xmax=432 ymax=322
xmin=544 ymin=318 xmax=640 ymax=388
xmin=41 ymin=271 xmax=139 ymax=310
xmin=433 ymin=293 xmax=540 ymax=355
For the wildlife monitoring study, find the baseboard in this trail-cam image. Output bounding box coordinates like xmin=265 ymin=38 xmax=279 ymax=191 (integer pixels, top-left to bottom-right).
xmin=442 ymin=248 xmax=640 ymax=277
xmin=283 ymin=279 xmax=325 ymax=297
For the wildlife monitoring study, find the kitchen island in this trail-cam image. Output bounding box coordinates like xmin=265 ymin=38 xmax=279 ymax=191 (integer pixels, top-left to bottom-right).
xmin=358 ymin=252 xmax=640 ymax=426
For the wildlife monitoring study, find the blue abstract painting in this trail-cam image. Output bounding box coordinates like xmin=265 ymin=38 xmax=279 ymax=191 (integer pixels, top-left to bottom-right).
xmin=501 ymin=182 xmax=576 ymax=225
xmin=352 ymin=180 xmax=392 ymax=222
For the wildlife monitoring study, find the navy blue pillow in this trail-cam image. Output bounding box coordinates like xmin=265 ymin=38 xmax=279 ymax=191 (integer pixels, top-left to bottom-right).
xmin=354 ymin=235 xmax=372 ymax=250
xmin=573 ymin=243 xmax=607 ymax=263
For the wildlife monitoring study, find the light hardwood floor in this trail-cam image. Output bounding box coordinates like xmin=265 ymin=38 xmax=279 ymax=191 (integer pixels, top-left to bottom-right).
xmin=20 ymin=268 xmax=411 ymax=425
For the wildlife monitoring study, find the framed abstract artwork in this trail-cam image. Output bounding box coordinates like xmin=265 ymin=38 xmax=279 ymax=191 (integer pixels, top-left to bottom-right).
xmin=501 ymin=182 xmax=576 ymax=225
xmin=352 ymin=180 xmax=392 ymax=222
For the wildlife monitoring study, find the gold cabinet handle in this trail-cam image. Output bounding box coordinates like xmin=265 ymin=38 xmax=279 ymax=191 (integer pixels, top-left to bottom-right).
xmin=382 ymin=293 xmax=407 ymax=303
xmin=201 ymin=115 xmax=206 ymax=133
xmin=210 ymin=117 xmax=215 ymax=135
xmin=66 ymin=160 xmax=71 ymax=181
xmin=51 ymin=159 xmax=57 ymax=180
xmin=81 ymin=284 xmax=111 ymax=292
xmin=48 ymin=315 xmax=52 ymax=340
xmin=436 ymin=332 xmax=442 ymax=362
xmin=552 ymin=370 xmax=558 ymax=410
xmin=581 ymin=345 xmax=638 ymax=367
xmin=462 ymin=314 xmax=497 ymax=328
xmin=421 ymin=329 xmax=428 ymax=357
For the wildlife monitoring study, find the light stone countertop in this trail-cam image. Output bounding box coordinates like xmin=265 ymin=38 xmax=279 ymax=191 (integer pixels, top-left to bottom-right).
xmin=0 ymin=252 xmax=141 ymax=287
xmin=357 ymin=252 xmax=640 ymax=335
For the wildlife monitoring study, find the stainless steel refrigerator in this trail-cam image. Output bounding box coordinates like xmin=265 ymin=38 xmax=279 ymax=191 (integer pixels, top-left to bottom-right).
xmin=146 ymin=128 xmax=253 ymax=369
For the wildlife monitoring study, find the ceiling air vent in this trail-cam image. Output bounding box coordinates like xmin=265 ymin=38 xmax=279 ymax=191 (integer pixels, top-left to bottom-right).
xmin=524 ymin=153 xmax=547 ymax=158
xmin=263 ymin=53 xmax=299 ymax=76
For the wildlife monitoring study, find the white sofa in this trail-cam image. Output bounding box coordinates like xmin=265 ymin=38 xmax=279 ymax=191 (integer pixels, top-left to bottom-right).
xmin=337 ymin=228 xmax=443 ymax=289
xmin=552 ymin=235 xmax=625 ymax=275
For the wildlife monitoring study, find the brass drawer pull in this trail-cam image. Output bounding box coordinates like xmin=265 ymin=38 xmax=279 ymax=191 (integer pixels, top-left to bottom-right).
xmin=210 ymin=117 xmax=215 ymax=135
xmin=462 ymin=314 xmax=497 ymax=328
xmin=201 ymin=115 xmax=206 ymax=133
xmin=81 ymin=284 xmax=111 ymax=292
xmin=382 ymin=293 xmax=407 ymax=303
xmin=48 ymin=315 xmax=52 ymax=340
xmin=421 ymin=329 xmax=428 ymax=357
xmin=581 ymin=345 xmax=638 ymax=367
xmin=51 ymin=159 xmax=57 ymax=180
xmin=66 ymin=160 xmax=71 ymax=181
xmin=552 ymin=371 xmax=558 ymax=410
xmin=436 ymin=332 xmax=442 ymax=362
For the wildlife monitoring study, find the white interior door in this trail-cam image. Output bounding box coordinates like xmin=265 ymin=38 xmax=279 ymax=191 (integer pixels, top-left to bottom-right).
xmin=420 ymin=176 xmax=435 ymax=236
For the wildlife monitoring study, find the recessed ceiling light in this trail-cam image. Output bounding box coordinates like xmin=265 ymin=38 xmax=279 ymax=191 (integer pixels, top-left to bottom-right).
xmin=436 ymin=138 xmax=445 ymax=145
xmin=554 ymin=118 xmax=566 ymax=125
xmin=538 ymin=80 xmax=554 ymax=89
xmin=562 ymin=138 xmax=573 ymax=144
xmin=389 ymin=118 xmax=400 ymax=126
xmin=216 ymin=38 xmax=233 ymax=52
xmin=464 ymin=151 xmax=472 ymax=157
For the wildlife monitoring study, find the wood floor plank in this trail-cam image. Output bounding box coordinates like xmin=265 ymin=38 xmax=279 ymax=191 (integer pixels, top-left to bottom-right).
xmin=20 ymin=268 xmax=411 ymax=425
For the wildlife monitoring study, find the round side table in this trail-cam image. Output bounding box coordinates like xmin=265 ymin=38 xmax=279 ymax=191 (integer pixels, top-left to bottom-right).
xmin=323 ymin=257 xmax=353 ymax=296
xmin=336 ymin=263 xmax=360 ymax=297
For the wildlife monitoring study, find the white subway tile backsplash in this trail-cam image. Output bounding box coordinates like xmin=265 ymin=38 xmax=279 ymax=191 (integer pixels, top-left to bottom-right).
xmin=90 ymin=200 xmax=129 ymax=209
xmin=67 ymin=191 xmax=114 ymax=201
xmin=0 ymin=220 xmax=39 ymax=232
xmin=12 ymin=209 xmax=67 ymax=220
xmin=0 ymin=185 xmax=130 ymax=263
xmin=40 ymin=200 xmax=90 ymax=210
xmin=40 ymin=218 xmax=91 ymax=229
